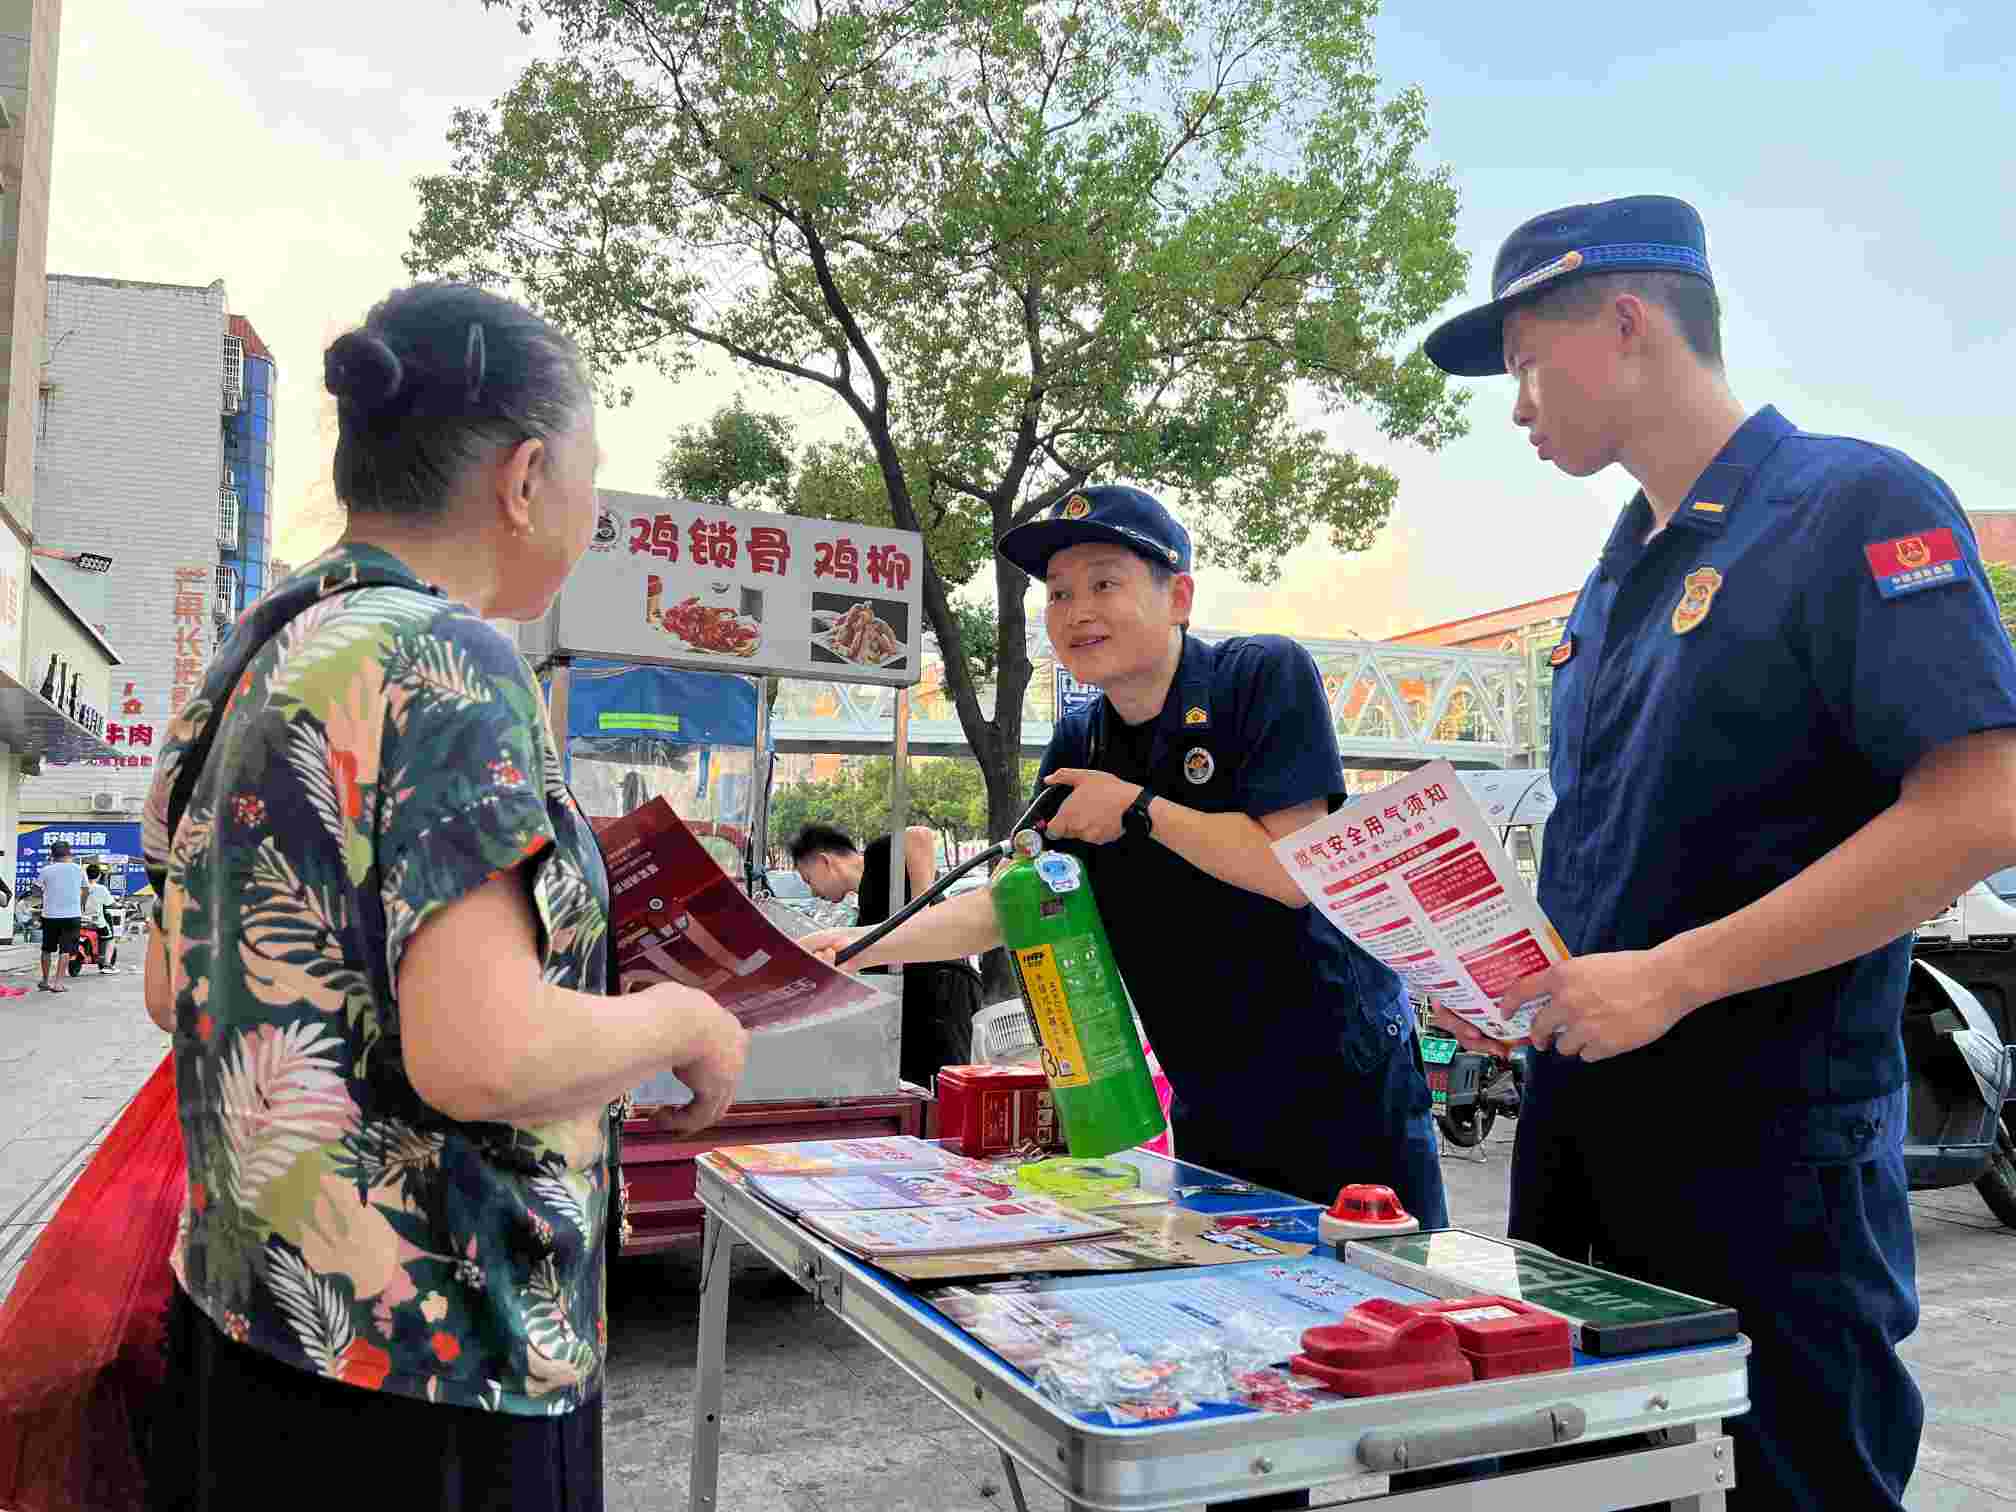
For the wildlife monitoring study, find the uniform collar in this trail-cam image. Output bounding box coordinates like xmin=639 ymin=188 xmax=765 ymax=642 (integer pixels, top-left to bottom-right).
xmin=1089 ymin=630 xmax=1213 ymax=762
xmin=1598 ymin=406 xmax=1795 ymax=577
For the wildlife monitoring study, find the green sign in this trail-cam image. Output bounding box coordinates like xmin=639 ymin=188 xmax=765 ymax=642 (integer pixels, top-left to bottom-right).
xmin=1346 ymin=1229 xmax=1739 ymax=1356
xmin=1420 ymin=1036 xmax=1460 ymax=1065
xmin=599 ymin=711 xmax=681 ymax=733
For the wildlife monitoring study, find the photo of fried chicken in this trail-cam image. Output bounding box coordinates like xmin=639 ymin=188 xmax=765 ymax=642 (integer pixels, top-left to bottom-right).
xmin=828 ymin=601 xmax=901 ymax=664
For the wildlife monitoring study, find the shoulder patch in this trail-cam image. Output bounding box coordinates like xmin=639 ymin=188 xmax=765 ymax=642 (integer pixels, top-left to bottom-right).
xmin=1865 ymin=528 xmax=1965 ymax=600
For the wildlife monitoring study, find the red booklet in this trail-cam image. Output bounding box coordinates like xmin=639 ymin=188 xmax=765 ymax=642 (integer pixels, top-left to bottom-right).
xmin=594 ymin=798 xmax=886 ymax=1031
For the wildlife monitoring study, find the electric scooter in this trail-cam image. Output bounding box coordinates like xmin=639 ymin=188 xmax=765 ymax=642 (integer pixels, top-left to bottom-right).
xmin=1903 ymin=956 xmax=2016 ymax=1225
xmin=67 ymin=901 xmax=124 ymax=975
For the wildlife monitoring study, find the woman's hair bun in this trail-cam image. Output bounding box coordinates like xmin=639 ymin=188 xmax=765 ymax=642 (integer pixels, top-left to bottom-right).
xmin=323 ymin=330 xmax=405 ymax=415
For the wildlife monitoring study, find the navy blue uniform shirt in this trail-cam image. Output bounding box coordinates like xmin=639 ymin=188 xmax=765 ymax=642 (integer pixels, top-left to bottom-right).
xmin=1036 ymin=632 xmax=1416 ymax=1114
xmin=1539 ymin=406 xmax=2016 ymax=1127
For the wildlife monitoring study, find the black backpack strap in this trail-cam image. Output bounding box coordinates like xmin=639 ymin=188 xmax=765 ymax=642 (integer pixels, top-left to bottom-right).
xmin=149 ymin=564 xmax=438 ymax=891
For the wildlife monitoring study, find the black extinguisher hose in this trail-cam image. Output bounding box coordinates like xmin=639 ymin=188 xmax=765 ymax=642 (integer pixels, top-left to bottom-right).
xmin=834 ymin=784 xmax=1069 ymax=967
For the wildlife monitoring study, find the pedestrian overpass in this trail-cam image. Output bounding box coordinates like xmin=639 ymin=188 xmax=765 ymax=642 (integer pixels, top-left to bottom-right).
xmin=769 ymin=630 xmax=1544 ymax=771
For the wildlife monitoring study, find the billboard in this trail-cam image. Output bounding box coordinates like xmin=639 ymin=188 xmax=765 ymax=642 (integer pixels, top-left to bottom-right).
xmin=536 ymin=490 xmax=925 ymax=688
xmin=17 ymin=821 xmax=151 ymax=898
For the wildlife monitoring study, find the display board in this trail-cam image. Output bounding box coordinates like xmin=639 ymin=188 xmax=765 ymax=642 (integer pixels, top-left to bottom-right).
xmin=532 ymin=489 xmax=925 ymax=687
xmin=17 ymin=820 xmax=149 ymax=898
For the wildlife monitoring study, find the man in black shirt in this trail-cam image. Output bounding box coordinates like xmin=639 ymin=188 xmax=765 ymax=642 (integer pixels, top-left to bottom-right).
xmin=789 ymin=823 xmax=982 ymax=1088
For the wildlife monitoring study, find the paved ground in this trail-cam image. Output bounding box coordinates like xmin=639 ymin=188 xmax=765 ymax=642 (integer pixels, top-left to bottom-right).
xmin=0 ymin=940 xmax=161 ymax=1302
xmin=5 ymin=970 xmax=2013 ymax=1508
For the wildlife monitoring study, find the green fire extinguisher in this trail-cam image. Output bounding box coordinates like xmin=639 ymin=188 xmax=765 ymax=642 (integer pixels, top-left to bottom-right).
xmin=989 ymin=829 xmax=1166 ymax=1159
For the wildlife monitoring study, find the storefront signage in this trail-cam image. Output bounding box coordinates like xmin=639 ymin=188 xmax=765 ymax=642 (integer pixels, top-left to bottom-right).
xmin=543 ymin=491 xmax=924 ymax=688
xmin=16 ymin=821 xmax=149 ymax=897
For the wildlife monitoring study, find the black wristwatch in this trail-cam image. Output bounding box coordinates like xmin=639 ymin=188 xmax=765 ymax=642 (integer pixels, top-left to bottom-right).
xmin=1122 ymin=785 xmax=1156 ymax=839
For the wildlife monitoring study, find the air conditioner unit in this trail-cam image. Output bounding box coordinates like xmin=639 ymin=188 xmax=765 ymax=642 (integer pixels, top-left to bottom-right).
xmin=91 ymin=791 xmax=119 ymax=813
xmin=221 ymin=334 xmax=245 ymax=416
xmin=216 ymin=563 xmax=240 ymax=616
xmin=219 ymin=486 xmax=240 ymax=549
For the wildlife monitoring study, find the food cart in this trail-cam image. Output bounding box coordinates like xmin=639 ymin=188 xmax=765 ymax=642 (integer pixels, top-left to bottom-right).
xmin=519 ymin=490 xmax=933 ymax=1253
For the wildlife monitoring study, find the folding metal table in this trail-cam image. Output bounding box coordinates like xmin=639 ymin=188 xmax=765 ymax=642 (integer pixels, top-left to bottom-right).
xmin=690 ymin=1148 xmax=1747 ymax=1510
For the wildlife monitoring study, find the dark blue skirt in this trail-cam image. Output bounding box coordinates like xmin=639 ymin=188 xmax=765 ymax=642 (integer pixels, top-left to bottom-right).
xmin=148 ymin=1286 xmax=603 ymax=1512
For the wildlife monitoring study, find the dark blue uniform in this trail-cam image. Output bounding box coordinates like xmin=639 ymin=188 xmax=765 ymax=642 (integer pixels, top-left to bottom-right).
xmin=1037 ymin=630 xmax=1449 ymax=1225
xmin=1517 ymin=406 xmax=2016 ymax=1508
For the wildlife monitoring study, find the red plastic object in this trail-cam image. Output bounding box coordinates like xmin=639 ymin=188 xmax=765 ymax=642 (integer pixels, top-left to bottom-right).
xmin=934 ymin=1064 xmax=1065 ymax=1157
xmin=1326 ymin=1184 xmax=1411 ymax=1226
xmin=1419 ymin=1296 xmax=1574 ymax=1379
xmin=1290 ymin=1299 xmax=1476 ymax=1397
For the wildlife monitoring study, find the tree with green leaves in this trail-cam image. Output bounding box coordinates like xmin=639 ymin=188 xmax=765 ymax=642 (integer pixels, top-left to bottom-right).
xmin=411 ymin=0 xmax=1470 ymax=837
xmin=1986 ymin=561 xmax=2016 ymax=644
xmin=659 ymin=398 xmax=797 ymax=508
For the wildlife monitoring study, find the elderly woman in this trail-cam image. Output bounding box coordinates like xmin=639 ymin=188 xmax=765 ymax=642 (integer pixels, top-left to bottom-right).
xmin=139 ymin=283 xmax=747 ymax=1511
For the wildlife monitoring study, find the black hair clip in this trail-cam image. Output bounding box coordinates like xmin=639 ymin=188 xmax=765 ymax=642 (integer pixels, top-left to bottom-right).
xmin=465 ymin=322 xmax=488 ymax=406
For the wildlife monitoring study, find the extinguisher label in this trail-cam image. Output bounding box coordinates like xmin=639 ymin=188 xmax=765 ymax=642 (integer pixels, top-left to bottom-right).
xmin=1014 ymin=944 xmax=1093 ymax=1087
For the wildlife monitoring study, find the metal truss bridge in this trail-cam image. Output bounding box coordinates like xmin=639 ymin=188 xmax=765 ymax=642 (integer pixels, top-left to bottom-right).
xmin=769 ymin=629 xmax=1545 ymax=771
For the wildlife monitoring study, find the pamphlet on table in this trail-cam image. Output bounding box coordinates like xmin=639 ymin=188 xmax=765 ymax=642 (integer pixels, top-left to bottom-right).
xmin=712 ymin=1135 xmax=963 ymax=1178
xmin=930 ymin=1257 xmax=1428 ymax=1374
xmin=800 ymin=1195 xmax=1127 ymax=1258
xmin=1272 ymin=760 xmax=1570 ymax=1040
xmin=880 ymin=1206 xmax=1313 ymax=1283
xmin=746 ymin=1166 xmax=1016 ymax=1215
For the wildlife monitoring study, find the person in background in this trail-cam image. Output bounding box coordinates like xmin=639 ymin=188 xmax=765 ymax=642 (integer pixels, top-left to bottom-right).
xmin=81 ymin=864 xmax=114 ymax=935
xmin=1424 ymin=193 xmax=2016 ymax=1508
xmin=790 ymin=822 xmax=982 ymax=1087
xmin=140 ymin=282 xmax=749 ymax=1512
xmin=36 ymin=841 xmax=84 ymax=995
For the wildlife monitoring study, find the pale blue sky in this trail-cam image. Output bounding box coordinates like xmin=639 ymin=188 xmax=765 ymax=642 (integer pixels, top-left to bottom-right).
xmin=46 ymin=0 xmax=2014 ymax=636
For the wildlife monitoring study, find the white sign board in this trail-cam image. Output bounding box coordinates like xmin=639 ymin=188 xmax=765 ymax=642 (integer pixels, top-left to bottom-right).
xmin=545 ymin=489 xmax=925 ymax=687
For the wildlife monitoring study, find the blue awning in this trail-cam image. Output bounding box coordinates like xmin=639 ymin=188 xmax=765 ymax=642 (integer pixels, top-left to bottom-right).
xmin=554 ymin=659 xmax=762 ymax=749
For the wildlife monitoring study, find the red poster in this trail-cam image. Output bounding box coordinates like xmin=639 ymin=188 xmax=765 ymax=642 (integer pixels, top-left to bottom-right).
xmin=1460 ymin=932 xmax=1550 ymax=1000
xmin=594 ymin=799 xmax=885 ymax=1031
xmin=1406 ymin=844 xmax=1494 ymax=915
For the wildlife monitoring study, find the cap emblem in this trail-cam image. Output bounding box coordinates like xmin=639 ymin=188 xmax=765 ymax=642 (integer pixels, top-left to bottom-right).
xmin=1497 ymin=248 xmax=1583 ymax=301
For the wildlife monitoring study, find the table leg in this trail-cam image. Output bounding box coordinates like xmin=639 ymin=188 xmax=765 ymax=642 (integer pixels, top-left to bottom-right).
xmin=997 ymin=1450 xmax=1033 ymax=1512
xmin=1663 ymin=1419 xmax=1729 ymax=1510
xmin=689 ymin=1213 xmax=733 ymax=1512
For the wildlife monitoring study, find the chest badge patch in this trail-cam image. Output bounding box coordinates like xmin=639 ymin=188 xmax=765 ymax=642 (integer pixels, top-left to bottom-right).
xmin=1865 ymin=527 xmax=1964 ymax=599
xmin=1670 ymin=566 xmax=1723 ymax=636
xmin=1548 ymin=638 xmax=1574 ymax=668
xmin=1183 ymin=747 xmax=1216 ymax=785
xmin=1184 ymin=706 xmax=1209 ymax=727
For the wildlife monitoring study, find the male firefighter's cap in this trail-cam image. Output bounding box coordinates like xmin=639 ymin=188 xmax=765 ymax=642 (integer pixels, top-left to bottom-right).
xmin=1424 ymin=193 xmax=1715 ymax=378
xmin=996 ymin=484 xmax=1193 ymax=581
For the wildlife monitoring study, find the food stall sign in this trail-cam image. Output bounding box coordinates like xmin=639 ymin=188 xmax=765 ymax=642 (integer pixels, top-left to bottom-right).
xmin=535 ymin=489 xmax=924 ymax=688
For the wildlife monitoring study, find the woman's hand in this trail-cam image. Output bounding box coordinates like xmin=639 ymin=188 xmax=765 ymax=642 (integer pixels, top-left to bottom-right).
xmin=800 ymin=927 xmax=870 ymax=971
xmin=144 ymin=921 xmax=174 ymax=1033
xmin=648 ymin=987 xmax=750 ymax=1137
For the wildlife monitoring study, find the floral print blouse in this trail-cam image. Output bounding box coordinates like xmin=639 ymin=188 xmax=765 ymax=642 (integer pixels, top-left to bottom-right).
xmin=143 ymin=544 xmax=614 ymax=1415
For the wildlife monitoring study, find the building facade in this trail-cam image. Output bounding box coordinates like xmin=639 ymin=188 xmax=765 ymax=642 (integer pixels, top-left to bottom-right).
xmin=0 ymin=0 xmax=130 ymax=932
xmin=21 ymin=275 xmax=272 ymax=827
xmin=222 ymin=314 xmax=275 ymax=606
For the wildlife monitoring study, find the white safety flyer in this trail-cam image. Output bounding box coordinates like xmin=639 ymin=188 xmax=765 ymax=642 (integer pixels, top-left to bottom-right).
xmin=1272 ymin=760 xmax=1570 ymax=1040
